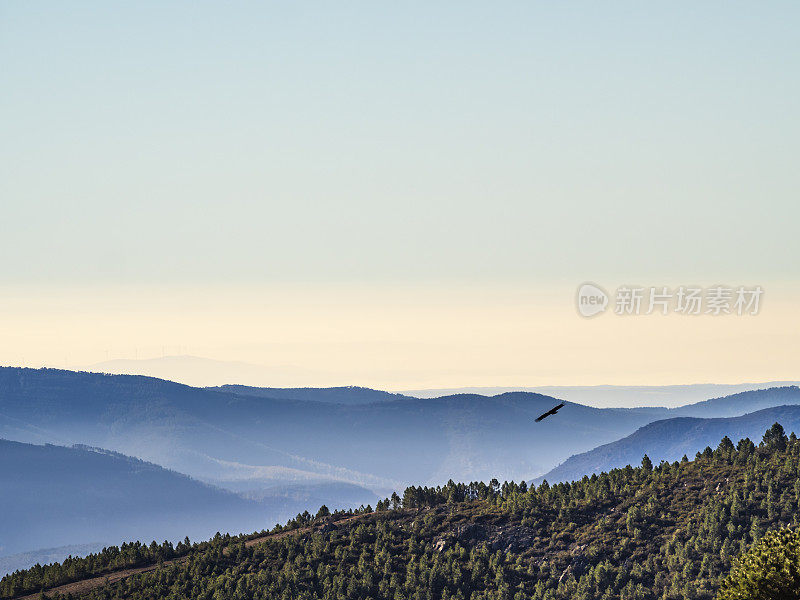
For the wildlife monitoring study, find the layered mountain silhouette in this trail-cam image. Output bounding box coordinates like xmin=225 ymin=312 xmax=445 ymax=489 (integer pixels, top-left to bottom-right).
xmin=403 ymin=382 xmax=800 ymax=407
xmin=667 ymin=386 xmax=800 ymax=418
xmin=0 ymin=367 xmax=675 ymax=490
xmin=2 ymin=368 xmax=798 ymax=492
xmin=538 ymin=403 xmax=800 ymax=483
xmin=4 ymin=367 xmax=800 ymax=567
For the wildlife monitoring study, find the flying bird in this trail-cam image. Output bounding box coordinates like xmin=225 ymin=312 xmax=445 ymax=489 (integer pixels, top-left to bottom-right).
xmin=535 ymin=402 xmax=565 ymax=422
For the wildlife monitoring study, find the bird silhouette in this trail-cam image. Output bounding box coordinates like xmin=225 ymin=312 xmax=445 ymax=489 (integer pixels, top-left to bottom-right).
xmin=535 ymin=402 xmax=565 ymax=422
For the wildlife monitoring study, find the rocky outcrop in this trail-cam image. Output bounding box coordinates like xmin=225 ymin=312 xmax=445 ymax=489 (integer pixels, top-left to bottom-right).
xmin=433 ymin=523 xmax=538 ymax=553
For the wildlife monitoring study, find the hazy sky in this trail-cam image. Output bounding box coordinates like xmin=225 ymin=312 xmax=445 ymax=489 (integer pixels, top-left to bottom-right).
xmin=1 ymin=3 xmax=798 ymax=387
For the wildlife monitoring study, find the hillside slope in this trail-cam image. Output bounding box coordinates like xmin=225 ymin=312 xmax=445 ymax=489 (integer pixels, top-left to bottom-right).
xmin=539 ymin=404 xmax=800 ymax=483
xmin=3 ymin=425 xmax=799 ymax=600
xmin=0 ymin=439 xmax=272 ymax=557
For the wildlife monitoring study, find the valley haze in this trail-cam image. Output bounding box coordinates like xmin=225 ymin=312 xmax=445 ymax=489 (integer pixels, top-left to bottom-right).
xmin=3 ymin=365 xmax=800 ymax=577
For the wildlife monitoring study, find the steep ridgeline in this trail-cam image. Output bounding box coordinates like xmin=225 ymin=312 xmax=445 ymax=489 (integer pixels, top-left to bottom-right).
xmin=3 ymin=425 xmax=799 ymax=600
xmin=539 ymin=403 xmax=800 ymax=484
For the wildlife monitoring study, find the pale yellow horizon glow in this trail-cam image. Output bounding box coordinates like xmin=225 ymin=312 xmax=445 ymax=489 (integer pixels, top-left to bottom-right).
xmin=0 ymin=282 xmax=797 ymax=390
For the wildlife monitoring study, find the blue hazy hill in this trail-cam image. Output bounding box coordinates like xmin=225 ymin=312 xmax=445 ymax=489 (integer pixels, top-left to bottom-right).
xmin=538 ymin=403 xmax=800 ymax=484
xmin=0 ymin=439 xmax=266 ymax=557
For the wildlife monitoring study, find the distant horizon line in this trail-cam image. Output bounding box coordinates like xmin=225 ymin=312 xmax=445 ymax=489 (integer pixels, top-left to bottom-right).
xmin=0 ymin=360 xmax=797 ymax=395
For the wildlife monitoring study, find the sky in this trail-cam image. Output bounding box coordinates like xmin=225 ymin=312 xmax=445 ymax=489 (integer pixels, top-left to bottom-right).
xmin=1 ymin=2 xmax=798 ymax=389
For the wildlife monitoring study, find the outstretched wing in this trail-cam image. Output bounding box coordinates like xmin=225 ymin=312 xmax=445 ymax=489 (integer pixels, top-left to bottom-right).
xmin=535 ymin=402 xmax=566 ymax=422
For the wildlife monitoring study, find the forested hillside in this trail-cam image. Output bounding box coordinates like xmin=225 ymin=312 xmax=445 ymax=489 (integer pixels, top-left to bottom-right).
xmin=5 ymin=424 xmax=800 ymax=600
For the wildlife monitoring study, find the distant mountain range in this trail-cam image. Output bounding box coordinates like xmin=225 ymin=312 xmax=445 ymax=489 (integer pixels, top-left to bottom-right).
xmin=0 ymin=367 xmax=672 ymax=490
xmin=84 ymin=355 xmax=328 ymax=388
xmin=4 ymin=366 xmax=800 ymax=566
xmin=209 ymin=385 xmax=411 ymax=405
xmin=403 ymin=382 xmax=800 ymax=408
xmin=2 ymin=368 xmax=799 ymax=494
xmin=667 ymin=386 xmax=800 ymax=418
xmin=538 ymin=403 xmax=800 ymax=484
xmin=85 ymin=355 xmax=800 ymax=408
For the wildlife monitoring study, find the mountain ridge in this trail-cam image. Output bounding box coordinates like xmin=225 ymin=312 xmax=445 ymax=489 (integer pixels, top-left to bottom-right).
xmin=538 ymin=402 xmax=800 ymax=483
xmin=5 ymin=426 xmax=800 ymax=600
